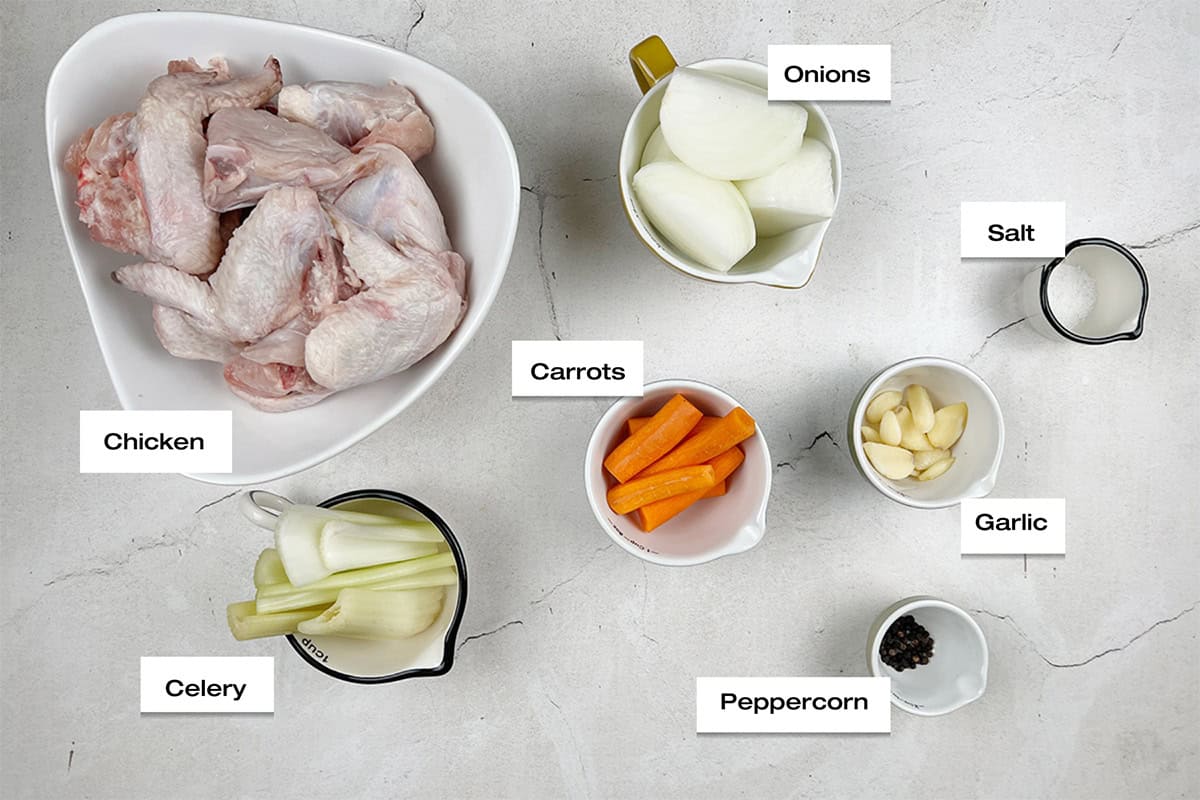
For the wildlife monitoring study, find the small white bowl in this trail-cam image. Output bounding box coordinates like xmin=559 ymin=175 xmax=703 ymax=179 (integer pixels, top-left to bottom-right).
xmin=584 ymin=380 xmax=771 ymax=566
xmin=847 ymin=357 xmax=1004 ymax=509
xmin=46 ymin=13 xmax=520 ymax=485
xmin=868 ymin=596 xmax=988 ymax=716
xmin=618 ymin=37 xmax=841 ymax=288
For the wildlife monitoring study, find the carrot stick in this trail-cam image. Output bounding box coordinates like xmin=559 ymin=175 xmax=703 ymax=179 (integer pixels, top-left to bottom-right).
xmin=635 ymin=407 xmax=755 ymax=478
xmin=627 ymin=415 xmax=720 ymax=438
xmin=634 ymin=481 xmax=726 ymax=533
xmin=633 ymin=446 xmax=745 ymax=531
xmin=607 ymin=465 xmax=715 ymax=515
xmin=604 ymin=394 xmax=702 ymax=482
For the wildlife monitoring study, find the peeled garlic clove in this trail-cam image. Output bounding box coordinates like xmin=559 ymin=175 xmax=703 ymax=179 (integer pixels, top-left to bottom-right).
xmin=927 ymin=402 xmax=969 ymax=449
xmin=863 ymin=442 xmax=915 ymax=481
xmin=632 ymin=161 xmax=756 ymax=272
xmin=896 ymin=406 xmax=934 ymax=451
xmin=905 ymin=384 xmax=935 ymax=433
xmin=917 ymin=457 xmax=956 ymax=481
xmin=641 ymin=126 xmax=678 ymax=166
xmin=913 ymin=448 xmax=951 ymax=471
xmin=879 ymin=410 xmax=902 ymax=446
xmin=865 ymin=391 xmax=902 ymax=424
xmin=659 ymin=67 xmax=807 ymax=180
xmin=734 ymin=138 xmax=835 ymax=237
xmin=861 ymin=425 xmax=881 ymax=443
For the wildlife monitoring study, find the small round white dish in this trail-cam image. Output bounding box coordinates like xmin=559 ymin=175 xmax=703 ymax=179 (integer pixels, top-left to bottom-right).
xmin=867 ymin=596 xmax=988 ymax=717
xmin=584 ymin=379 xmax=771 ymax=566
xmin=242 ymin=489 xmax=467 ymax=684
xmin=847 ymin=357 xmax=1004 ymax=509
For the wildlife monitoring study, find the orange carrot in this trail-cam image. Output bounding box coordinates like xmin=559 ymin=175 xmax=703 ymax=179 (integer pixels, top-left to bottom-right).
xmin=604 ymin=394 xmax=702 ymax=482
xmin=636 ymin=407 xmax=756 ymax=478
xmin=607 ymin=465 xmax=715 ymax=515
xmin=627 ymin=415 xmax=720 ymax=438
xmin=633 ymin=446 xmax=745 ymax=531
xmin=634 ymin=481 xmax=726 ymax=533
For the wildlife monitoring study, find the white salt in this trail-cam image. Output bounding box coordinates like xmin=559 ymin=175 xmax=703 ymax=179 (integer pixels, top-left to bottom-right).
xmin=1046 ymin=263 xmax=1096 ymax=331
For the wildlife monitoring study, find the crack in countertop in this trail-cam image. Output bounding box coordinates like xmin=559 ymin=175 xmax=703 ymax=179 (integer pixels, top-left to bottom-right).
xmin=402 ymin=1 xmax=426 ymax=51
xmin=522 ymin=185 xmax=562 ymax=340
xmin=530 ymin=543 xmax=614 ymax=607
xmin=42 ymin=533 xmax=188 ymax=588
xmin=776 ymin=430 xmax=839 ymax=470
xmin=968 ymin=317 xmax=1026 ymax=361
xmin=1129 ymin=219 xmax=1200 ymax=250
xmin=194 ymin=490 xmax=239 ymax=514
xmin=972 ymin=602 xmax=1199 ymax=668
xmin=456 ymin=619 xmax=524 ymax=654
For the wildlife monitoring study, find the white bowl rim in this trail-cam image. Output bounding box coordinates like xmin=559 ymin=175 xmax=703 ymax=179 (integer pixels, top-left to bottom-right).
xmin=867 ymin=595 xmax=989 ymax=717
xmin=617 ymin=57 xmax=842 ymax=289
xmin=45 ymin=11 xmax=522 ymax=485
xmin=583 ymin=378 xmax=772 ymax=567
xmin=850 ymin=356 xmax=1004 ymax=509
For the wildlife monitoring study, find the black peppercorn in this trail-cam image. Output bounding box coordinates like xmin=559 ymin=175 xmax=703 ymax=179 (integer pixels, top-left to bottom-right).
xmin=879 ymin=614 xmax=935 ymax=672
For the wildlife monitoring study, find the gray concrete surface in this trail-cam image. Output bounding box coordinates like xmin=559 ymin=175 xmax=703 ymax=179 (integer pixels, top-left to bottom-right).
xmin=2 ymin=1 xmax=1197 ymax=797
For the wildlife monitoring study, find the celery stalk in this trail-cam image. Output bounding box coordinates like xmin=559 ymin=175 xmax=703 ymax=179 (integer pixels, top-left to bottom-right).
xmin=255 ymin=567 xmax=458 ymax=615
xmin=319 ymin=527 xmax=439 ymax=573
xmin=256 ymin=551 xmax=455 ymax=598
xmin=253 ymin=548 xmax=287 ymax=589
xmin=296 ymin=587 xmax=445 ymax=640
xmin=276 ymin=507 xmax=446 ymax=587
xmin=320 ymin=518 xmax=444 ymax=544
xmin=274 ymin=506 xmax=335 ymax=587
xmin=226 ymin=600 xmax=329 ymax=641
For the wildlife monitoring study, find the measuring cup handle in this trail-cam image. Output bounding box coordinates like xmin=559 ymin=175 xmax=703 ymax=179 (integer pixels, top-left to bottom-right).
xmin=629 ymin=35 xmax=677 ymax=94
xmin=240 ymin=490 xmax=293 ymax=530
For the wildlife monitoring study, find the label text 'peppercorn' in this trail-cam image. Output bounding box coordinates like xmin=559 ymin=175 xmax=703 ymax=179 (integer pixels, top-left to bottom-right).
xmin=697 ymin=677 xmax=891 ymax=733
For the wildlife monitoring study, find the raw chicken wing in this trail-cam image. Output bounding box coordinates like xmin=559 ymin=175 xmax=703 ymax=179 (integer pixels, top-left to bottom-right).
xmin=152 ymin=305 xmax=242 ymax=363
xmin=334 ymin=144 xmax=451 ymax=253
xmin=224 ymin=357 xmax=332 ymax=412
xmin=277 ymin=81 xmax=434 ymax=160
xmin=114 ymin=186 xmax=330 ymax=342
xmin=64 ymin=113 xmax=150 ymax=256
xmin=203 ymin=108 xmax=379 ymax=211
xmin=304 ymin=214 xmax=465 ymax=391
xmin=68 ymin=59 xmax=472 ymax=413
xmin=66 ymin=57 xmax=282 ymax=275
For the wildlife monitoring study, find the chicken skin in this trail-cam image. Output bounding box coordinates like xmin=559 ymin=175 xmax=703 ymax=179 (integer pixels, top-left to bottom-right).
xmin=71 ymin=58 xmax=469 ymax=412
xmin=203 ymin=108 xmax=379 ymax=212
xmin=66 ymin=57 xmax=282 ymax=274
xmin=305 ymin=212 xmax=465 ymax=391
xmin=113 ymin=186 xmax=330 ymax=342
xmin=333 ymin=143 xmax=451 ymax=254
xmin=276 ymin=81 xmax=434 ymax=161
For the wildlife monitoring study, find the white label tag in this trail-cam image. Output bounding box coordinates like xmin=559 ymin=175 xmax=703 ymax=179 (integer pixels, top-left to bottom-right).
xmin=140 ymin=657 xmax=273 ymax=713
xmin=961 ymin=498 xmax=1066 ymax=554
xmin=511 ymin=341 xmax=643 ymax=397
xmin=696 ymin=677 xmax=891 ymax=733
xmin=767 ymin=45 xmax=892 ymax=101
xmin=960 ymin=201 xmax=1066 ymax=258
xmin=80 ymin=410 xmax=232 ymax=473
